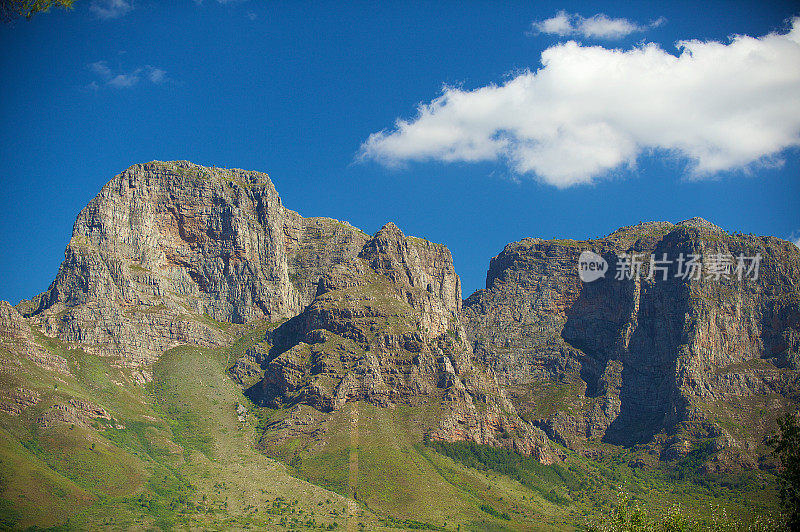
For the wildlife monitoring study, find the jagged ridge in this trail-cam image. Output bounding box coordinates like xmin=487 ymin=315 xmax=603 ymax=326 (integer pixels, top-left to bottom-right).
xmin=462 ymin=218 xmax=800 ymax=467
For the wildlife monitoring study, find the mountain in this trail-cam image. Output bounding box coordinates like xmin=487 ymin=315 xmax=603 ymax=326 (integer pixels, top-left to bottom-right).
xmin=0 ymin=161 xmax=796 ymax=530
xmin=14 ymin=161 xmax=552 ymax=459
xmin=250 ymin=219 xmax=554 ymax=461
xmin=462 ymin=219 xmax=800 ymax=469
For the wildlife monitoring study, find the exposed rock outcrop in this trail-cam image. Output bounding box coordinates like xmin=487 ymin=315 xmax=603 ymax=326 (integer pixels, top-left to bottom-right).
xmin=0 ymin=301 xmax=69 ymax=374
xmin=462 ymin=219 xmax=800 ymax=460
xmin=19 ymin=162 xmax=364 ymax=364
xmin=7 ymin=160 xmax=797 ymax=468
xmin=36 ymin=398 xmax=112 ymax=428
xmin=8 ymin=161 xmax=550 ymax=458
xmin=252 ymin=222 xmax=553 ymax=458
xmin=0 ymin=387 xmax=41 ymax=416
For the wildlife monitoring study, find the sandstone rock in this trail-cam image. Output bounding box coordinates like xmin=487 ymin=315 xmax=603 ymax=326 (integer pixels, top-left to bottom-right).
xmin=254 ymin=222 xmax=553 ymax=459
xmin=0 ymin=387 xmax=41 ymax=416
xmin=462 ymin=219 xmax=800 ymax=460
xmin=19 ymin=162 xmax=369 ymax=364
xmin=0 ymin=301 xmax=69 ymax=374
xmin=9 ymin=160 xmax=795 ymax=469
xmin=37 ymin=398 xmax=112 ymax=428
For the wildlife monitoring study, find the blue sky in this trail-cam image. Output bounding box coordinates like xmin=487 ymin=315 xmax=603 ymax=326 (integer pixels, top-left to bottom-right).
xmin=1 ymin=0 xmax=798 ymax=304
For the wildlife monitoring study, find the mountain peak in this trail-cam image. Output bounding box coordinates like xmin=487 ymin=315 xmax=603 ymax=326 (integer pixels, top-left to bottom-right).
xmin=127 ymin=160 xmax=275 ymax=188
xmin=374 ymin=221 xmax=405 ymax=239
xmin=676 ymin=216 xmax=720 ymax=230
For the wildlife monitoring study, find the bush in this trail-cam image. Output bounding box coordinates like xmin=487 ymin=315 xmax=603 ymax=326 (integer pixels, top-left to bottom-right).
xmin=479 ymin=504 xmax=510 ymax=520
xmin=425 ymin=439 xmax=573 ymax=505
xmin=769 ymin=412 xmax=800 ymax=529
xmin=585 ymin=497 xmax=779 ymax=532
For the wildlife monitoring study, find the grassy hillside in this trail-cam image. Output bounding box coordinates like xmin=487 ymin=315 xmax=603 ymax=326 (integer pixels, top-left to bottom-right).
xmin=260 ymin=398 xmax=782 ymax=531
xmin=263 ymin=400 xmax=573 ymax=530
xmin=0 ymin=321 xmax=355 ymax=530
xmin=0 ymin=320 xmax=785 ymax=530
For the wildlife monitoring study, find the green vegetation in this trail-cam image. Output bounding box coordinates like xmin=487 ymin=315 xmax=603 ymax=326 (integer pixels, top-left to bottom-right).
xmin=149 ymin=359 xmax=215 ymax=458
xmin=263 ymin=401 xmax=564 ymax=530
xmin=586 ymin=496 xmax=780 ymax=531
xmin=1 ymin=0 xmax=74 ymax=22
xmin=0 ymin=319 xmax=787 ymax=531
xmin=480 ymin=504 xmax=511 ymax=520
xmin=424 ymin=439 xmax=575 ymax=506
xmin=422 ymin=439 xmax=779 ymax=530
xmin=128 ymin=263 xmax=151 ymax=273
xmin=0 ymin=322 xmax=351 ymax=530
xmin=769 ymin=412 xmax=800 ymax=528
xmin=517 ymin=381 xmax=584 ymax=420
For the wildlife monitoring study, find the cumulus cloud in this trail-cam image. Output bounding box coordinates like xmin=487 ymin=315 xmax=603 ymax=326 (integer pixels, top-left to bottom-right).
xmin=90 ymin=0 xmax=133 ymax=19
xmin=531 ymin=11 xmax=665 ymax=40
xmin=359 ymin=19 xmax=800 ymax=188
xmin=88 ymin=61 xmax=167 ymax=89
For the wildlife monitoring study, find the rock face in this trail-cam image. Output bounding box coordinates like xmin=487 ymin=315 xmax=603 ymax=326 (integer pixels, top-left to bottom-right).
xmin=10 ymin=161 xmax=549 ymax=458
xmin=250 ymin=221 xmax=553 ymax=459
xmin=6 ymin=160 xmax=798 ymax=467
xmin=19 ymin=162 xmax=369 ymax=364
xmin=283 ymin=214 xmax=370 ymax=307
xmin=0 ymin=301 xmax=69 ymax=374
xmin=36 ymin=398 xmax=112 ymax=429
xmin=462 ymin=219 xmax=800 ymax=462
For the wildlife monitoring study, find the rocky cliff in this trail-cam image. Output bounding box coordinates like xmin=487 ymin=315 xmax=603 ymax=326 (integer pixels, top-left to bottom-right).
xmin=244 ymin=221 xmax=553 ymax=460
xmin=19 ymin=162 xmax=373 ymax=364
xmin=6 ymin=160 xmax=799 ymax=532
xmin=13 ymin=161 xmax=551 ymax=459
xmin=8 ymin=161 xmax=798 ymax=468
xmin=462 ymin=218 xmax=800 ymax=466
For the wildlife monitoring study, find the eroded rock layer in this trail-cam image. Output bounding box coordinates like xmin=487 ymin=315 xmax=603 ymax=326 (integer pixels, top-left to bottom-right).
xmin=462 ymin=219 xmax=800 ymax=465
xmin=248 ymin=222 xmax=553 ymax=459
xmin=7 ymin=161 xmax=798 ymax=467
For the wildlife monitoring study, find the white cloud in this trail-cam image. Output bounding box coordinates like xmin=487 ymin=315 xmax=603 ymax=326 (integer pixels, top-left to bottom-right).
xmin=790 ymin=231 xmax=800 ymax=248
xmin=107 ymin=73 xmax=139 ymax=88
xmin=360 ymin=19 xmax=800 ymax=188
xmin=88 ymin=61 xmax=112 ymax=78
xmin=88 ymin=61 xmax=167 ymax=89
xmin=531 ymin=11 xmax=665 ymax=40
xmin=147 ymin=68 xmax=167 ymax=84
xmin=90 ymin=0 xmax=133 ymax=19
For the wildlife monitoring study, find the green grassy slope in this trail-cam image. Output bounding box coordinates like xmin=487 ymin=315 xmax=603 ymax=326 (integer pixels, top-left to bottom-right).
xmin=269 ymin=401 xmax=572 ymax=531
xmin=0 ymin=321 xmax=356 ymax=530
xmin=261 ymin=397 xmax=781 ymax=531
xmin=0 ymin=319 xmax=784 ymax=531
